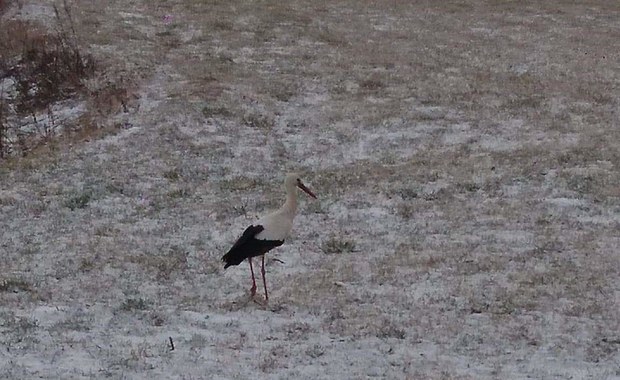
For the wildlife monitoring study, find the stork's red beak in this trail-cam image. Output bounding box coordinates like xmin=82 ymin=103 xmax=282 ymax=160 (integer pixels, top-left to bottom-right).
xmin=297 ymin=182 xmax=317 ymax=199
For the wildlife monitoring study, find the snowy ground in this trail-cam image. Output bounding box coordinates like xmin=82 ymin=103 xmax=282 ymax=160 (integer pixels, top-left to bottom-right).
xmin=1 ymin=1 xmax=619 ymax=379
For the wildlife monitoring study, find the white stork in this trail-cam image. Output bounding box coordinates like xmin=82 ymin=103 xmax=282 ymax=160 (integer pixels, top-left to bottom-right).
xmin=222 ymin=173 xmax=317 ymax=301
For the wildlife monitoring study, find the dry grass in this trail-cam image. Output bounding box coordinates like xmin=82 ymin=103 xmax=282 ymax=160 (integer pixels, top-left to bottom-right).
xmin=0 ymin=0 xmax=13 ymax=14
xmin=1 ymin=0 xmax=619 ymax=378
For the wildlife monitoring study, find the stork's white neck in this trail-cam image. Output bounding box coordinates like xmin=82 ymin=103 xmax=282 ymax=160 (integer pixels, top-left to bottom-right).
xmin=280 ymin=182 xmax=298 ymax=216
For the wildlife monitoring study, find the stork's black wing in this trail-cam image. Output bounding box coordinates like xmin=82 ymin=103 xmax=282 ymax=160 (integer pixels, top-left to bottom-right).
xmin=222 ymin=225 xmax=283 ymax=268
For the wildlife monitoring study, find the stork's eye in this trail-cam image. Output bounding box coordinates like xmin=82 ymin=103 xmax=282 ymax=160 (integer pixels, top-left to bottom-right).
xmin=296 ymin=178 xmax=301 ymax=182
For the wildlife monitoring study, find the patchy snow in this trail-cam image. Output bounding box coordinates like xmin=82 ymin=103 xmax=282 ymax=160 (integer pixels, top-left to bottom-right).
xmin=1 ymin=1 xmax=619 ymax=379
xmin=0 ymin=77 xmax=16 ymax=100
xmin=8 ymin=3 xmax=55 ymax=25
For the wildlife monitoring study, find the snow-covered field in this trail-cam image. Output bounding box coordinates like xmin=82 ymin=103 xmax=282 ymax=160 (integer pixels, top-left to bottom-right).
xmin=1 ymin=1 xmax=619 ymax=378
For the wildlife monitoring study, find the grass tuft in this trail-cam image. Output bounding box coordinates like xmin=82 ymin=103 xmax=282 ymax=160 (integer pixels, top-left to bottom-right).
xmin=120 ymin=297 xmax=150 ymax=311
xmin=321 ymin=235 xmax=357 ymax=254
xmin=163 ymin=169 xmax=180 ymax=181
xmin=0 ymin=277 xmax=33 ymax=293
xmin=65 ymin=190 xmax=92 ymax=210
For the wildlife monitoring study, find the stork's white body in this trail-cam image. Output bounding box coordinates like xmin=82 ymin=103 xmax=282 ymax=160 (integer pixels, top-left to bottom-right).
xmin=254 ymin=192 xmax=298 ymax=242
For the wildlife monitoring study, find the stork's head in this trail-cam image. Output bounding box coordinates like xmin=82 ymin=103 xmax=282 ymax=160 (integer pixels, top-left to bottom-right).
xmin=285 ymin=172 xmax=317 ymax=199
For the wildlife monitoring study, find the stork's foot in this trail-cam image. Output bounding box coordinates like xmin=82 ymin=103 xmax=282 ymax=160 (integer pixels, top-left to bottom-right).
xmin=249 ymin=287 xmax=268 ymax=306
xmin=252 ymin=295 xmax=268 ymax=306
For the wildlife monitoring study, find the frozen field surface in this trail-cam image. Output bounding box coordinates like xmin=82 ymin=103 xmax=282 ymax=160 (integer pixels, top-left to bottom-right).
xmin=1 ymin=1 xmax=619 ymax=379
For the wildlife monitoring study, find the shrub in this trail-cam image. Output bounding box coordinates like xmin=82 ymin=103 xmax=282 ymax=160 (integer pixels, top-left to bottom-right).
xmin=0 ymin=1 xmax=95 ymax=157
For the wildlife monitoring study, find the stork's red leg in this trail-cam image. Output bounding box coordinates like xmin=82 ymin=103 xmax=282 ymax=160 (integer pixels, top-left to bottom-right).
xmin=261 ymin=255 xmax=269 ymax=301
xmin=249 ymin=258 xmax=257 ymax=296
